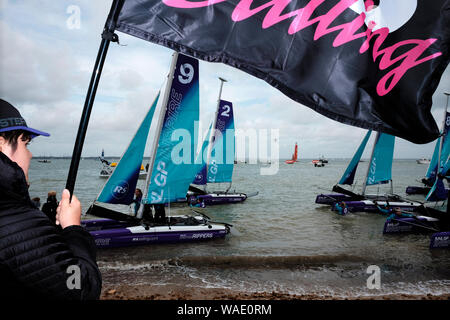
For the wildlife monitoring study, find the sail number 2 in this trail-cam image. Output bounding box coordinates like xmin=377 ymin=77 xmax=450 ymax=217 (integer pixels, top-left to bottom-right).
xmin=221 ymin=104 xmax=231 ymax=117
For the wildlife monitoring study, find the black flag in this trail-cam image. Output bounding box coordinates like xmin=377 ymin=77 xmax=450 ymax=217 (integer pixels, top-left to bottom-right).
xmin=110 ymin=0 xmax=449 ymax=144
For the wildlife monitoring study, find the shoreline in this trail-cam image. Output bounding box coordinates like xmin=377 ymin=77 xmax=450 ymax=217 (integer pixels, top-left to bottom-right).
xmin=100 ymin=284 xmax=450 ymax=300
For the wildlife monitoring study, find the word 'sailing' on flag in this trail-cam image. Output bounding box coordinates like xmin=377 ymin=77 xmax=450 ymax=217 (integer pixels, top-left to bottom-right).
xmin=109 ymin=0 xmax=449 ymax=144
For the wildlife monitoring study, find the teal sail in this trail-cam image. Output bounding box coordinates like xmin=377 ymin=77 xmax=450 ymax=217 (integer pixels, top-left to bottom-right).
xmin=146 ymin=53 xmax=200 ymax=204
xmin=208 ymin=100 xmax=235 ymax=183
xmin=338 ymin=130 xmax=372 ymax=185
xmin=192 ymin=123 xmax=212 ymax=185
xmin=97 ymin=92 xmax=159 ymax=205
xmin=366 ymin=133 xmax=395 ymax=186
xmin=426 ymin=111 xmax=450 ymax=182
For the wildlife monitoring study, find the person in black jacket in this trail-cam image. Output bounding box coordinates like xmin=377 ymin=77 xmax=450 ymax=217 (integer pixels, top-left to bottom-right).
xmin=41 ymin=190 xmax=58 ymax=223
xmin=0 ymin=99 xmax=102 ymax=300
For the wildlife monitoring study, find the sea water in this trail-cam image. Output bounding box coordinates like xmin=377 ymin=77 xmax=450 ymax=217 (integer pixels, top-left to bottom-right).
xmin=28 ymin=159 xmax=450 ymax=298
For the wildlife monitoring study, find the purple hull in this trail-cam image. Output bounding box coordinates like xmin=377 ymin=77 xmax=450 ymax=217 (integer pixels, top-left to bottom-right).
xmin=91 ymin=227 xmax=228 ymax=248
xmin=383 ymin=217 xmax=439 ymax=234
xmin=193 ymin=193 xmax=247 ymax=205
xmin=82 ymin=218 xmax=230 ymax=248
xmin=430 ymin=231 xmax=450 ymax=249
xmin=405 ymin=186 xmax=431 ymax=195
xmin=332 ymin=200 xmax=422 ymax=214
xmin=315 ymin=193 xmax=354 ymax=205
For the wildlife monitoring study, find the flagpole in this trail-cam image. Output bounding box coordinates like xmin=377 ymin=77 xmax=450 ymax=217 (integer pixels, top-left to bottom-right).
xmin=65 ymin=0 xmax=124 ymax=197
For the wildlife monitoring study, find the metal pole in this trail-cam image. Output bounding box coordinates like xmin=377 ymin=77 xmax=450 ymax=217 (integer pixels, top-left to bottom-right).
xmin=136 ymin=52 xmax=179 ymax=219
xmin=65 ymin=0 xmax=123 ymax=197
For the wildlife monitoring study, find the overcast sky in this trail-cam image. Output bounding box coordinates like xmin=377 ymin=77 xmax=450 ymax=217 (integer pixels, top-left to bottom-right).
xmin=0 ymin=0 xmax=449 ymax=160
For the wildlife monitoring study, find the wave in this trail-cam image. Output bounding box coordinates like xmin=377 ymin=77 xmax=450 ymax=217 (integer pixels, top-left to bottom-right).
xmin=166 ymin=254 xmax=371 ymax=269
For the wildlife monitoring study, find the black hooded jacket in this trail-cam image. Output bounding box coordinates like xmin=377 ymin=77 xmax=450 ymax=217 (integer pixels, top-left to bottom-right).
xmin=0 ymin=152 xmax=102 ymax=299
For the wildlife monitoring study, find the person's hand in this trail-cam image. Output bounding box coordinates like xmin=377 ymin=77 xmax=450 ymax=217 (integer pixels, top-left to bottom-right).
xmin=55 ymin=189 xmax=81 ymax=229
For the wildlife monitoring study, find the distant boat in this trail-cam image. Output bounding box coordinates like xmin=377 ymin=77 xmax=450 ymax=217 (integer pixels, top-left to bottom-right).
xmin=38 ymin=159 xmax=51 ymax=163
xmin=99 ymin=149 xmax=147 ymax=180
xmin=416 ymin=158 xmax=431 ymax=164
xmin=319 ymin=155 xmax=328 ymax=163
xmin=312 ymin=159 xmax=325 ymax=167
xmin=285 ymin=143 xmax=298 ymax=164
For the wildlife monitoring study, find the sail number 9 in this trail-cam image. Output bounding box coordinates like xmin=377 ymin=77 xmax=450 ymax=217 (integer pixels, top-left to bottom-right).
xmin=178 ymin=63 xmax=194 ymax=84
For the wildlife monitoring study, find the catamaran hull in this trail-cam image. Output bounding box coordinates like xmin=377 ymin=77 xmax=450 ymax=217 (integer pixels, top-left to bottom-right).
xmin=315 ymin=193 xmax=401 ymax=206
xmin=82 ymin=219 xmax=229 ymax=248
xmin=383 ymin=217 xmax=439 ymax=234
xmin=430 ymin=231 xmax=450 ymax=249
xmin=192 ymin=193 xmax=247 ymax=205
xmin=315 ymin=193 xmax=355 ymax=205
xmin=406 ymin=185 xmax=449 ymax=195
xmin=99 ymin=172 xmax=147 ymax=180
xmin=333 ymin=200 xmax=422 ymax=214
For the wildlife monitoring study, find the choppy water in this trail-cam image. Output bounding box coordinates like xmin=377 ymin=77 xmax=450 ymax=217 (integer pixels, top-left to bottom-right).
xmin=28 ymin=158 xmax=450 ymax=298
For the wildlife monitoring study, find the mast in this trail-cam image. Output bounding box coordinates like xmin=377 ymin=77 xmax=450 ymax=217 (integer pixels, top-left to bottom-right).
xmin=136 ymin=52 xmax=179 ymax=219
xmin=362 ymin=131 xmax=380 ymax=196
xmin=205 ymin=77 xmax=227 ymax=191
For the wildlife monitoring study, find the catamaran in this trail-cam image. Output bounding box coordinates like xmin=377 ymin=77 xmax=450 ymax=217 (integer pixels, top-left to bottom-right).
xmin=82 ymin=53 xmax=231 ymax=248
xmin=187 ymin=78 xmax=257 ymax=206
xmin=384 ymin=93 xmax=450 ymax=245
xmin=315 ymin=130 xmax=422 ymax=213
xmin=406 ymin=100 xmax=450 ymax=195
xmin=332 ymin=132 xmax=422 ymax=214
xmin=99 ymin=149 xmax=148 ymax=179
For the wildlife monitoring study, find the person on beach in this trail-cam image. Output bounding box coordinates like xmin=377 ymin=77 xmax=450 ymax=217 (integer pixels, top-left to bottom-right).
xmin=41 ymin=190 xmax=58 ymax=223
xmin=0 ymin=99 xmax=102 ymax=300
xmin=154 ymin=203 xmax=166 ymax=223
xmin=132 ymin=188 xmax=143 ymax=215
xmin=31 ymin=196 xmax=41 ymax=209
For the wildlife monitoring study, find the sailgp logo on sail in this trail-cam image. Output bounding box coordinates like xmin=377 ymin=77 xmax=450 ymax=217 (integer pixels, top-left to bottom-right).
xmin=367 ymin=156 xmax=377 ymax=185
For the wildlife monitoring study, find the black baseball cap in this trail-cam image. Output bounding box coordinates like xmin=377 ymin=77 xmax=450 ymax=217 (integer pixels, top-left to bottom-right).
xmin=0 ymin=99 xmax=50 ymax=138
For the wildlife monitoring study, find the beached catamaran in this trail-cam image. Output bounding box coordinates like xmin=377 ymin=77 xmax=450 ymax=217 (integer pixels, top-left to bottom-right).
xmin=406 ymin=100 xmax=450 ymax=195
xmin=384 ymin=94 xmax=450 ymax=246
xmin=316 ymin=130 xmax=397 ymax=205
xmin=315 ymin=131 xmax=422 ymax=214
xmin=188 ymin=78 xmax=255 ymax=205
xmin=82 ymin=53 xmax=231 ymax=248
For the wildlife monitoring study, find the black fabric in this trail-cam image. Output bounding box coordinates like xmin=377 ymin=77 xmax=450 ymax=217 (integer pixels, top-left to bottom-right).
xmin=111 ymin=0 xmax=450 ymax=144
xmin=0 ymin=152 xmax=102 ymax=300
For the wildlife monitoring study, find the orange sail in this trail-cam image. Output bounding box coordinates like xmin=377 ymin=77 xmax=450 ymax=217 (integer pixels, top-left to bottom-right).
xmin=285 ymin=143 xmax=298 ymax=164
